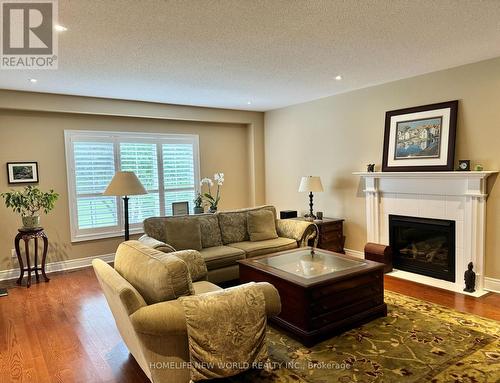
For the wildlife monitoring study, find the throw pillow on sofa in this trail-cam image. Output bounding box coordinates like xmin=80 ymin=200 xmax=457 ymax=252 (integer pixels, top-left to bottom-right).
xmin=165 ymin=218 xmax=203 ymax=251
xmin=247 ymin=209 xmax=278 ymax=242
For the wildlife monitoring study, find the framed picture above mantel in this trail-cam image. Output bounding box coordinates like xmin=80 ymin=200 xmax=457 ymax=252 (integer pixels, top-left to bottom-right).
xmin=382 ymin=100 xmax=458 ymax=172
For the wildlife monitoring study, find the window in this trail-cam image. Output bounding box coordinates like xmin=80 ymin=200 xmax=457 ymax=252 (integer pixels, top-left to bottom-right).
xmin=65 ymin=130 xmax=200 ymax=242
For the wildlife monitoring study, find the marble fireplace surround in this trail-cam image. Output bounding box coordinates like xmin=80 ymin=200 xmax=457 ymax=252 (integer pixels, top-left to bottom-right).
xmin=354 ymin=171 xmax=497 ymax=297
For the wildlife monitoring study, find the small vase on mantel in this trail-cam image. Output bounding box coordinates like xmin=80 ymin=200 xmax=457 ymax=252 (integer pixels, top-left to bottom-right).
xmin=194 ymin=206 xmax=204 ymax=215
xmin=209 ymin=206 xmax=217 ymax=214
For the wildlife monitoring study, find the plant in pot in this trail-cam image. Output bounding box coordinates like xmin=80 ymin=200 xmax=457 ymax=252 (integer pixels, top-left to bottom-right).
xmin=1 ymin=185 xmax=59 ymax=229
xmin=200 ymin=172 xmax=224 ymax=213
xmin=193 ymin=192 xmax=204 ymax=214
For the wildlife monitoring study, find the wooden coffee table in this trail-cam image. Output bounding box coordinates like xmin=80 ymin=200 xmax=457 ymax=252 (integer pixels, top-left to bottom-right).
xmin=238 ymin=247 xmax=387 ymax=346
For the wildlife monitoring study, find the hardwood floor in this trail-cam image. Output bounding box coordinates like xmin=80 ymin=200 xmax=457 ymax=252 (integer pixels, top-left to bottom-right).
xmin=0 ymin=267 xmax=498 ymax=383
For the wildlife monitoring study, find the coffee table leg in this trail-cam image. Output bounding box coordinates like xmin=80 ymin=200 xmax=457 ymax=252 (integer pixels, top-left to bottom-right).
xmin=41 ymin=234 xmax=50 ymax=282
xmin=24 ymin=239 xmax=31 ymax=288
xmin=34 ymin=237 xmax=39 ymax=282
xmin=15 ymin=234 xmax=24 ymax=286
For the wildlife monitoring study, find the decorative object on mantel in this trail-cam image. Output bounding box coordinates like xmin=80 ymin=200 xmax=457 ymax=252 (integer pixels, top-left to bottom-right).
xmin=298 ymin=176 xmax=323 ymax=220
xmin=458 ymin=160 xmax=470 ymax=171
xmin=193 ymin=192 xmax=204 ymax=214
xmin=382 ymin=100 xmax=458 ymax=172
xmin=103 ymin=171 xmax=147 ymax=241
xmin=353 ymin=170 xmax=497 ymax=296
xmin=200 ymin=172 xmax=224 ymax=213
xmin=316 ymin=211 xmax=323 ymax=220
xmin=464 ymin=262 xmax=476 ymax=293
xmin=6 ymin=162 xmax=39 ymax=184
xmin=1 ymin=185 xmax=59 ymax=228
xmin=367 ymin=164 xmax=375 ymax=172
xmin=474 ymin=164 xmax=484 ymax=171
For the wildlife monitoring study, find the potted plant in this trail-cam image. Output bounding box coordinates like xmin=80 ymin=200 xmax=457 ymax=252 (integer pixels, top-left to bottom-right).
xmin=193 ymin=192 xmax=204 ymax=214
xmin=200 ymin=172 xmax=224 ymax=213
xmin=1 ymin=185 xmax=59 ymax=228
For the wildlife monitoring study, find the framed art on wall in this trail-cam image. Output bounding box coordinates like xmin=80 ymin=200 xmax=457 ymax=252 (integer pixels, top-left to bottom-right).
xmin=6 ymin=162 xmax=39 ymax=184
xmin=382 ymin=100 xmax=458 ymax=172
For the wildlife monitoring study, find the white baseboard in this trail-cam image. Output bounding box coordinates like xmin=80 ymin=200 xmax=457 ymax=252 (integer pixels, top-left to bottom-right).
xmin=0 ymin=253 xmax=115 ymax=282
xmin=344 ymin=248 xmax=364 ymax=259
xmin=484 ymin=277 xmax=500 ymax=293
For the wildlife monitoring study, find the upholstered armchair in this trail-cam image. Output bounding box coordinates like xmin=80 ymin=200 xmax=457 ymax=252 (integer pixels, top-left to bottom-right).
xmin=93 ymin=241 xmax=281 ymax=383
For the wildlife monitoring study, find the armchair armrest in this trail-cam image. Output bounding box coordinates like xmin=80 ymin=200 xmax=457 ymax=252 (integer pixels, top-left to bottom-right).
xmin=225 ymin=282 xmax=281 ymax=316
xmin=130 ymin=282 xmax=281 ymax=336
xmin=130 ymin=299 xmax=188 ymax=336
xmin=138 ymin=234 xmax=176 ymax=253
xmin=276 ymin=219 xmax=318 ymax=247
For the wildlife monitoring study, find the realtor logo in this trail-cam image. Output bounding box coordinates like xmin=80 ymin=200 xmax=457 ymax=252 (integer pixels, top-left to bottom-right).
xmin=1 ymin=0 xmax=58 ymax=69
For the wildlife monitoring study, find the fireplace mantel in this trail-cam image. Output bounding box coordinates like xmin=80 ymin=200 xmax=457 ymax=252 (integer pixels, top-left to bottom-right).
xmin=354 ymin=170 xmax=497 ymax=296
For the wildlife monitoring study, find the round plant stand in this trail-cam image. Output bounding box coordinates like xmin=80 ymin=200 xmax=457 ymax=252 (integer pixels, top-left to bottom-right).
xmin=14 ymin=227 xmax=50 ymax=288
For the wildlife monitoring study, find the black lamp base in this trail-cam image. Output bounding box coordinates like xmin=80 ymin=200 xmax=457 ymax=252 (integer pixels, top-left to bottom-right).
xmin=123 ymin=196 xmax=130 ymax=241
xmin=304 ymin=192 xmax=316 ymax=220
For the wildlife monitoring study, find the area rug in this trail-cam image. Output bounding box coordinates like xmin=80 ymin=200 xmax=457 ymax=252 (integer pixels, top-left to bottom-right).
xmin=219 ymin=291 xmax=500 ymax=383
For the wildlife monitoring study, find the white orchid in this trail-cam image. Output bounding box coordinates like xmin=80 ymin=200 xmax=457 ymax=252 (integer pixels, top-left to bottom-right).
xmin=214 ymin=172 xmax=225 ymax=186
xmin=200 ymin=177 xmax=214 ymax=187
xmin=200 ymin=172 xmax=225 ymax=212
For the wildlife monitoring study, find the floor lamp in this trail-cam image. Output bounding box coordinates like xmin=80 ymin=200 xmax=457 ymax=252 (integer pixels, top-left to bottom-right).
xmin=104 ymin=171 xmax=147 ymax=241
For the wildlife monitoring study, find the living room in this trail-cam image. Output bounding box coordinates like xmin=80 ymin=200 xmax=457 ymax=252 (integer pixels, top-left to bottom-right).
xmin=0 ymin=1 xmax=499 ymax=383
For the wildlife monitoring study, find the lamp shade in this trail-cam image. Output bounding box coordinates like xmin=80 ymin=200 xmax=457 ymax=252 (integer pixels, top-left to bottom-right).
xmin=298 ymin=176 xmax=324 ymax=193
xmin=103 ymin=171 xmax=147 ymax=196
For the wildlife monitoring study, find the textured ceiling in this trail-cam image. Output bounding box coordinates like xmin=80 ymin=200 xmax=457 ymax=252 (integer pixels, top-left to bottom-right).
xmin=1 ymin=0 xmax=500 ymax=111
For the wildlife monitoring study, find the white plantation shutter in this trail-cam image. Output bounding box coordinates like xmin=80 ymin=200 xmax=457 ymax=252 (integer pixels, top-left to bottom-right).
xmin=73 ymin=142 xmax=118 ymax=229
xmin=65 ymin=131 xmax=199 ymax=241
xmin=163 ymin=143 xmax=196 ymax=215
xmin=120 ymin=143 xmax=160 ymax=223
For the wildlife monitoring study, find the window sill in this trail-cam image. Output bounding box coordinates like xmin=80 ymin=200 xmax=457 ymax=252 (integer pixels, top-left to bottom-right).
xmin=71 ymin=227 xmax=144 ymax=243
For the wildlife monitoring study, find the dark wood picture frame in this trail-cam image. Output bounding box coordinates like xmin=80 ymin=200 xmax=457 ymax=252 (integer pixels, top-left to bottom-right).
xmin=6 ymin=162 xmax=39 ymax=184
xmin=382 ymin=100 xmax=458 ymax=172
xmin=172 ymin=201 xmax=189 ymax=216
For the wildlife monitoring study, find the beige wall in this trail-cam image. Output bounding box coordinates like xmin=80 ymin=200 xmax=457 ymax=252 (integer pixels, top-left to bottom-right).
xmin=0 ymin=91 xmax=264 ymax=272
xmin=265 ymin=56 xmax=500 ymax=279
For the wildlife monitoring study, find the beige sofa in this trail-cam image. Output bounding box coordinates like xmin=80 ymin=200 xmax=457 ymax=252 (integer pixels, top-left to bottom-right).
xmin=93 ymin=240 xmax=281 ymax=383
xmin=139 ymin=205 xmax=318 ymax=283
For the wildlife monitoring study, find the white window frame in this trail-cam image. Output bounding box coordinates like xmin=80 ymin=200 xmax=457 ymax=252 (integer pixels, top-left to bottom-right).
xmin=64 ymin=130 xmax=200 ymax=242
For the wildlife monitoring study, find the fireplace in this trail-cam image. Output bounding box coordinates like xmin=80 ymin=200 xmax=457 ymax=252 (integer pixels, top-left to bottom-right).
xmin=389 ymin=215 xmax=455 ymax=282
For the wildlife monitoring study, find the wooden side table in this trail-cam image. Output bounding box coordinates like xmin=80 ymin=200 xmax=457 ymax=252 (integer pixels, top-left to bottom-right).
xmin=14 ymin=227 xmax=50 ymax=288
xmin=292 ymin=217 xmax=345 ymax=253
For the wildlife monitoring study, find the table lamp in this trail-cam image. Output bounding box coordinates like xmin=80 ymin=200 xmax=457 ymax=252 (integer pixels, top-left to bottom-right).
xmin=298 ymin=176 xmax=323 ymax=220
xmin=104 ymin=171 xmax=147 ymax=240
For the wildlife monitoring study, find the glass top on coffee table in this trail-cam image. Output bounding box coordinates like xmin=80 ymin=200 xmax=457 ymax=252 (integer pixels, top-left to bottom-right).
xmin=254 ymin=248 xmax=366 ymax=279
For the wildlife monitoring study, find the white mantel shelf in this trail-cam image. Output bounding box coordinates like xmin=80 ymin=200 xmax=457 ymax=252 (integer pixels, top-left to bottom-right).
xmin=353 ymin=171 xmax=497 ymax=179
xmin=354 ymin=170 xmax=498 ymax=296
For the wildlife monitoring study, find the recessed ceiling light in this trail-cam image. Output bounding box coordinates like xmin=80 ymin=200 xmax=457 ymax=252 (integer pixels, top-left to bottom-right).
xmin=54 ymin=25 xmax=68 ymax=32
xmin=29 ymin=78 xmax=38 ymax=83
xmin=335 ymin=75 xmax=343 ymax=81
xmin=247 ymin=101 xmax=252 ymax=105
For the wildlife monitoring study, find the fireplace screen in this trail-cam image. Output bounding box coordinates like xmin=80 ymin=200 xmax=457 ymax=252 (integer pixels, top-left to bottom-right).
xmin=389 ymin=215 xmax=455 ymax=282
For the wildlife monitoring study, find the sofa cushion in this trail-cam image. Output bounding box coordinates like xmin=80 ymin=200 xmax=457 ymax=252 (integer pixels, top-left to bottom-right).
xmin=197 ymin=214 xmax=223 ymax=248
xmin=114 ymin=240 xmax=194 ymax=305
xmin=218 ymin=211 xmax=249 ymax=244
xmin=228 ymin=237 xmax=297 ymax=258
xmin=199 ymin=246 xmax=246 ymax=270
xmin=247 ymin=209 xmax=278 ymax=242
xmin=193 ymin=280 xmax=223 ymax=295
xmin=165 ymin=218 xmax=202 ymax=251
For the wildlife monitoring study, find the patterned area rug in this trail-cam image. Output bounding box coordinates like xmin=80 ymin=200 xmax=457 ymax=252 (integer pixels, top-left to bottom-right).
xmin=219 ymin=291 xmax=500 ymax=383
